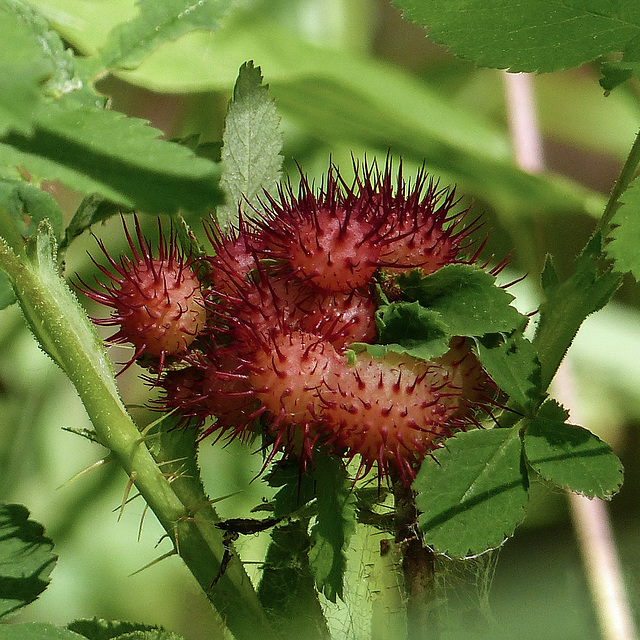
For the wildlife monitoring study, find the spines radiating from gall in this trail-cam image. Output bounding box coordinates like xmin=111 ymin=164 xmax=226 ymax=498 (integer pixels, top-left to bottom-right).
xmin=319 ymin=351 xmax=470 ymax=485
xmin=79 ymin=215 xmax=206 ymax=373
xmin=255 ymin=165 xmax=387 ymax=293
xmin=254 ymin=158 xmax=482 ymax=293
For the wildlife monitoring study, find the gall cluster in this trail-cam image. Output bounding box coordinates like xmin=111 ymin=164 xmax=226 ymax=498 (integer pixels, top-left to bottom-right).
xmin=81 ymin=160 xmax=497 ymax=485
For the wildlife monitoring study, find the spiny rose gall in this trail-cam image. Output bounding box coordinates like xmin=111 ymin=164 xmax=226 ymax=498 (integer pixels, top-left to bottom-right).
xmin=368 ymin=161 xmax=483 ymax=275
xmin=134 ymin=157 xmax=504 ymax=487
xmin=202 ymin=215 xmax=260 ymax=296
xmin=208 ymin=250 xmax=376 ymax=353
xmin=436 ymin=337 xmax=493 ymax=419
xmin=205 ymin=328 xmax=347 ymax=469
xmin=256 ymin=165 xmax=386 ymax=292
xmin=253 ymin=158 xmax=483 ymax=292
xmin=156 ymin=348 xmax=257 ymax=443
xmin=248 ymin=331 xmax=342 ymax=465
xmin=80 ymin=216 xmax=207 ymax=372
xmin=319 ymin=351 xmax=470 ymax=484
xmin=297 ymin=288 xmax=378 ymax=351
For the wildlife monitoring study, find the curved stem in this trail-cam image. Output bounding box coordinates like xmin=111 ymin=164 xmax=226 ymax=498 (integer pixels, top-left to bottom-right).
xmin=0 ymin=224 xmax=278 ymax=640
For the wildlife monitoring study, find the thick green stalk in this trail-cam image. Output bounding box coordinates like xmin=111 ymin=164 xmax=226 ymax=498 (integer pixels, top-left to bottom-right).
xmin=0 ymin=223 xmax=278 ymax=640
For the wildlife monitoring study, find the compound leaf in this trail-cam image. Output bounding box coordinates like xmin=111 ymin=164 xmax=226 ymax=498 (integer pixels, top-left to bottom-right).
xmin=524 ymin=400 xmax=623 ymax=499
xmin=0 ymin=503 xmax=57 ymax=619
xmin=1 ymin=99 xmax=223 ymax=214
xmin=393 ymin=0 xmax=640 ymax=73
xmin=415 ymin=427 xmax=528 ymax=558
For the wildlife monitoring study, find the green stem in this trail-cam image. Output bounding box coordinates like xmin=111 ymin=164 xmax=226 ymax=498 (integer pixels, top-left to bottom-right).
xmin=0 ymin=223 xmax=278 ymax=640
xmin=598 ymin=127 xmax=640 ymax=234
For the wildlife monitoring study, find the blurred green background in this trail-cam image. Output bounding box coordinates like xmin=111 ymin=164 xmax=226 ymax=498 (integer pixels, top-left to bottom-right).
xmin=1 ymin=0 xmax=640 ymax=638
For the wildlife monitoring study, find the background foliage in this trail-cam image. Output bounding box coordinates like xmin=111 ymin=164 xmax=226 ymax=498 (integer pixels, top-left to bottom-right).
xmin=1 ymin=0 xmax=640 ymax=639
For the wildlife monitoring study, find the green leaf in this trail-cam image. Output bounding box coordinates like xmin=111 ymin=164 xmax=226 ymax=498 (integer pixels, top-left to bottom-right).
xmin=0 ymin=2 xmax=54 ymax=136
xmin=98 ymin=0 xmax=234 ymax=71
xmin=374 ymin=301 xmax=451 ymax=361
xmin=392 ymin=0 xmax=640 ymax=73
xmin=0 ymin=179 xmax=64 ymax=253
xmin=217 ymin=61 xmax=283 ymax=231
xmin=60 ymin=194 xmax=127 ymax=251
xmin=267 ymin=460 xmax=317 ymax=520
xmin=114 ymin=632 xmax=186 ymax=640
xmin=0 ymin=179 xmax=64 ymax=308
xmin=533 ymin=233 xmax=622 ymax=391
xmin=0 ymin=624 xmax=85 ymax=640
xmin=21 ymin=0 xmax=138 ymax=57
xmin=606 ymin=176 xmax=640 ymax=280
xmin=415 ymin=427 xmax=528 ymax=558
xmin=0 ymin=503 xmax=57 ymax=619
xmin=67 ymin=619 xmax=161 ymax=640
xmin=308 ymin=456 xmax=357 ymax=603
xmin=398 ymin=265 xmax=526 ymax=338
xmin=258 ymin=520 xmax=330 ymax=640
xmin=6 ymin=0 xmax=94 ymax=106
xmin=1 ymin=99 xmax=223 ymax=213
xmin=599 ymin=60 xmax=636 ymax=93
xmin=472 ymin=333 xmax=542 ymax=413
xmin=106 ymin=16 xmax=601 ymax=218
xmin=40 ymin=11 xmax=603 ymax=219
xmin=524 ymin=400 xmax=623 ymax=499
xmin=540 ymin=253 xmax=560 ymax=293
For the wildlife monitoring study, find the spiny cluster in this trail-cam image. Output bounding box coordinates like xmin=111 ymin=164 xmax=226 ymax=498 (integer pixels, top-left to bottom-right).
xmin=82 ymin=159 xmax=496 ymax=485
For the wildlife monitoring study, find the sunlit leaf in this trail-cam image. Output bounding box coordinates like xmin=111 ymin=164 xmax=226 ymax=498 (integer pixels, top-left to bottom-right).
xmin=393 ymin=0 xmax=640 ymax=73
xmin=217 ymin=61 xmax=283 ymax=231
xmin=1 ymin=99 xmax=223 ymax=213
xmin=0 ymin=503 xmax=56 ymax=619
xmin=415 ymin=427 xmax=528 ymax=558
xmin=374 ymin=301 xmax=451 ymax=361
xmin=398 ymin=265 xmax=526 ymax=338
xmin=524 ymin=400 xmax=623 ymax=499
